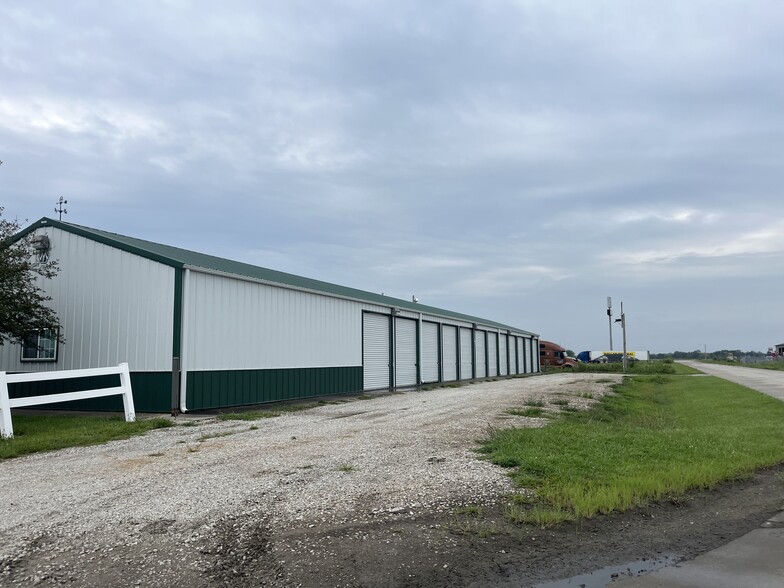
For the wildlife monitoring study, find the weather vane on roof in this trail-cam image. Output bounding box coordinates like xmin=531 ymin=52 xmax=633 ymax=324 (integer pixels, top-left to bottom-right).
xmin=55 ymin=196 xmax=68 ymax=221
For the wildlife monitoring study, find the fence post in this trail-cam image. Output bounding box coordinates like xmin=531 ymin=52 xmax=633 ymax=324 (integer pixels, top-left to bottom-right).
xmin=118 ymin=363 xmax=136 ymax=422
xmin=0 ymin=371 xmax=13 ymax=439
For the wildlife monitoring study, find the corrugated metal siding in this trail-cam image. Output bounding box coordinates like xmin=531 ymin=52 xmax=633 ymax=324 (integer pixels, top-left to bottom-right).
xmin=9 ymin=372 xmax=172 ymax=412
xmin=37 ymin=217 xmax=537 ymax=338
xmin=421 ymin=321 xmax=440 ymax=383
xmin=187 ymin=367 xmax=363 ymax=410
xmin=459 ymin=327 xmax=473 ymax=380
xmin=487 ymin=332 xmax=498 ymax=377
xmin=363 ymin=313 xmax=390 ymax=390
xmin=0 ymin=227 xmax=175 ymax=374
xmin=185 ymin=270 xmax=361 ymax=370
xmin=509 ymin=336 xmax=518 ymax=374
xmin=475 ymin=331 xmax=487 ymax=378
xmin=442 ymin=325 xmax=457 ymax=381
xmin=394 ymin=317 xmax=418 ymax=387
xmin=499 ymin=334 xmax=508 ymax=376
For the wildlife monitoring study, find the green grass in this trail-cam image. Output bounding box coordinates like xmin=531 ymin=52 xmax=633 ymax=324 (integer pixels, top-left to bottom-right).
xmin=454 ymin=505 xmax=483 ymax=516
xmin=336 ymin=463 xmax=358 ymax=472
xmin=574 ymin=360 xmax=700 ymax=376
xmin=504 ymin=504 xmax=575 ymax=526
xmin=506 ymin=407 xmax=549 ymax=418
xmin=0 ymin=415 xmax=173 ymax=460
xmin=479 ymin=374 xmax=784 ymax=525
xmin=450 ymin=505 xmax=502 ymax=537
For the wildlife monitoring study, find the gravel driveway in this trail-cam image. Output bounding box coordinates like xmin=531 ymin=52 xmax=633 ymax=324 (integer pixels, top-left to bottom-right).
xmin=0 ymin=373 xmax=619 ymax=587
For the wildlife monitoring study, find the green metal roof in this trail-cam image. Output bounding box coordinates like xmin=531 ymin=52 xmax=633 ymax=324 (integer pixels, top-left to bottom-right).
xmin=24 ymin=217 xmax=537 ymax=336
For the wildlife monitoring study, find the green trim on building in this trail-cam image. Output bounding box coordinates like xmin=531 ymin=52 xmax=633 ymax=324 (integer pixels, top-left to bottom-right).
xmin=172 ymin=267 xmax=183 ymax=359
xmin=7 ymin=372 xmax=172 ymax=412
xmin=16 ymin=217 xmax=537 ymax=337
xmin=14 ymin=218 xmax=184 ymax=270
xmin=186 ymin=366 xmax=364 ymax=410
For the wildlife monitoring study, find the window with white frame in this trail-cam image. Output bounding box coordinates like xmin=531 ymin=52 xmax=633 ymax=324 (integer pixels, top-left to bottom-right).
xmin=21 ymin=328 xmax=59 ymax=362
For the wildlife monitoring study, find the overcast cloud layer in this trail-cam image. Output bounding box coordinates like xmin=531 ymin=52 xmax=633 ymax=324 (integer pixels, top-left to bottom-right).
xmin=2 ymin=1 xmax=783 ymax=353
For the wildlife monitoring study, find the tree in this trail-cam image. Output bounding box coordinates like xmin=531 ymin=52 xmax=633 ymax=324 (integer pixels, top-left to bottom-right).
xmin=0 ymin=209 xmax=62 ymax=346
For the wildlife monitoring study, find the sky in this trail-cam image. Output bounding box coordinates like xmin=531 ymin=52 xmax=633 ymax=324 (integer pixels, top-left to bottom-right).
xmin=1 ymin=1 xmax=783 ymax=354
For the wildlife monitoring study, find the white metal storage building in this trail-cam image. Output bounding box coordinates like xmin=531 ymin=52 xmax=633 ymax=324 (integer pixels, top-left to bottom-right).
xmin=2 ymin=218 xmax=540 ymax=412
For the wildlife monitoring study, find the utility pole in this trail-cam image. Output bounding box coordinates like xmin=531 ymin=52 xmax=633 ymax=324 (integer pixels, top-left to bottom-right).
xmin=615 ymin=302 xmax=628 ymax=373
xmin=607 ymin=297 xmax=613 ymax=350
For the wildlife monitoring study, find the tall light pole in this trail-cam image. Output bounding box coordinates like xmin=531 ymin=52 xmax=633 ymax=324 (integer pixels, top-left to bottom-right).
xmin=607 ymin=297 xmax=613 ymax=350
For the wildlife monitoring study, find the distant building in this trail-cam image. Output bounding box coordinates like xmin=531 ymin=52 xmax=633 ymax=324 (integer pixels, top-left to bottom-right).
xmin=776 ymin=343 xmax=784 ymax=356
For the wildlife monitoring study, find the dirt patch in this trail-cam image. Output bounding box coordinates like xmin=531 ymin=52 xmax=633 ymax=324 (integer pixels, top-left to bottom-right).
xmin=265 ymin=465 xmax=784 ymax=587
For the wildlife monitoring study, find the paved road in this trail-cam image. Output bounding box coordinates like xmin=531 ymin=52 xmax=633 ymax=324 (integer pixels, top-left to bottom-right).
xmin=679 ymin=360 xmax=784 ymax=402
xmin=614 ymin=360 xmax=784 ymax=587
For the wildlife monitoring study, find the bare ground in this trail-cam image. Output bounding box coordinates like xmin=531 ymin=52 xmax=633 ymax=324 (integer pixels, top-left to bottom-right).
xmin=2 ymin=373 xmax=783 ymax=587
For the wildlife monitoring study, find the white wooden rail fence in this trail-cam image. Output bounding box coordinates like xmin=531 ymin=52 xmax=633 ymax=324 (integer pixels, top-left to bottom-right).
xmin=0 ymin=363 xmax=135 ymax=439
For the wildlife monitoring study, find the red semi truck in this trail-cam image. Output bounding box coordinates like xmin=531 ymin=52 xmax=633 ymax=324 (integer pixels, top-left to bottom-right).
xmin=539 ymin=340 xmax=578 ymax=369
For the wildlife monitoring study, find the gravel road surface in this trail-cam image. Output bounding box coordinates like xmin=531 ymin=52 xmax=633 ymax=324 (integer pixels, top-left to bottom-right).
xmin=4 ymin=370 xmax=781 ymax=587
xmin=0 ymin=373 xmax=617 ymax=587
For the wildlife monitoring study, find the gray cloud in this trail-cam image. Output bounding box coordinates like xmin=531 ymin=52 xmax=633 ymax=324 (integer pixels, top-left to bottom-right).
xmin=2 ymin=1 xmax=783 ymax=352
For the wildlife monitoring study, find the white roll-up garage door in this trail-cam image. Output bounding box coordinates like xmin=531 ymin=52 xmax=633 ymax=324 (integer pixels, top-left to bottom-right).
xmin=487 ymin=332 xmax=498 ymax=376
xmin=525 ymin=338 xmax=533 ymax=373
xmin=395 ymin=317 xmax=418 ymax=387
xmin=363 ymin=313 xmax=390 ymax=390
xmin=517 ymin=337 xmax=525 ymax=374
xmin=459 ymin=327 xmax=473 ymax=380
xmin=533 ymin=339 xmax=540 ymax=372
xmin=421 ymin=321 xmax=439 ymax=383
xmin=499 ymin=334 xmax=508 ymax=376
xmin=509 ymin=336 xmax=518 ymax=374
xmin=475 ymin=331 xmax=486 ymax=378
xmin=442 ymin=325 xmax=458 ymax=381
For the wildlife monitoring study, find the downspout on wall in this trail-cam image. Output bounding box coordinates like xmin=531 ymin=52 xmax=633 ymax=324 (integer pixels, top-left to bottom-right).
xmin=418 ymin=312 xmax=423 ymax=384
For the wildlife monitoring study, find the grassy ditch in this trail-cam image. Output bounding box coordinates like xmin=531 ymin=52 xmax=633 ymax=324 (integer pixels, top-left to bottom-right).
xmin=574 ymin=359 xmax=701 ymax=375
xmin=0 ymin=415 xmax=173 ymax=460
xmin=480 ymin=374 xmax=784 ymax=526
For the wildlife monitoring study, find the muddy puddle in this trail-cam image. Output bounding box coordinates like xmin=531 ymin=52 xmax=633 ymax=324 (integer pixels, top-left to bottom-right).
xmin=533 ymin=554 xmax=680 ymax=587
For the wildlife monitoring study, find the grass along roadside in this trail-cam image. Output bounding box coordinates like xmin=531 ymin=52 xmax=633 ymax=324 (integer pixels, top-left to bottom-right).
xmin=480 ymin=374 xmax=784 ymax=526
xmin=0 ymin=415 xmax=173 ymax=460
xmin=574 ymin=359 xmax=701 ymax=375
